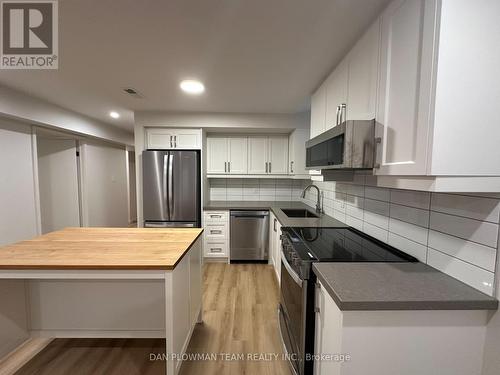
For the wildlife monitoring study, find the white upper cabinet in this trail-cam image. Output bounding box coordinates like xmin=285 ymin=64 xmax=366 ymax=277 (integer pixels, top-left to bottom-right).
xmin=146 ymin=128 xmax=201 ymax=149
xmin=227 ymin=137 xmax=248 ymax=174
xmin=310 ymin=83 xmax=326 ymax=138
xmin=429 ymin=0 xmax=500 ymax=176
xmin=288 ymin=128 xmax=309 ymax=177
xmin=325 ymin=58 xmax=348 ymax=130
xmin=206 ymin=137 xmax=228 ymax=174
xmin=347 ymin=18 xmax=380 ymax=121
xmin=268 ymin=136 xmax=289 ymax=175
xmin=207 ymin=136 xmax=247 ymax=174
xmin=248 ymin=136 xmax=288 ymax=175
xmin=375 ymin=0 xmax=434 ymax=176
xmin=247 ymin=136 xmax=268 ymax=174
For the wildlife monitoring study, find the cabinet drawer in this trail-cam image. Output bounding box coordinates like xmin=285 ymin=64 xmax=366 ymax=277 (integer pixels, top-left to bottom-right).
xmin=204 ymin=240 xmax=228 ymax=257
xmin=204 ymin=224 xmax=227 ymax=240
xmin=204 ymin=211 xmax=228 ymax=223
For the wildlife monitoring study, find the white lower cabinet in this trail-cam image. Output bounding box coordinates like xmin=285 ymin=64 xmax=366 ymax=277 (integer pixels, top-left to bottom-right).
xmin=313 ymin=280 xmax=488 ymax=375
xmin=269 ymin=211 xmax=282 ymax=283
xmin=203 ymin=210 xmax=229 ymax=258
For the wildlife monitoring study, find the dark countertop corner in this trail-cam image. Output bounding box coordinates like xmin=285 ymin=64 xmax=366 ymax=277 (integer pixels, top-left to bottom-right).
xmin=313 ymin=262 xmax=499 ymax=311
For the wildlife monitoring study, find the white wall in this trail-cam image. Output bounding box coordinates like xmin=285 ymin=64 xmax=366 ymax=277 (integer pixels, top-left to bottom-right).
xmin=0 ymin=119 xmax=39 ymax=244
xmin=37 ymin=138 xmax=81 ymax=233
xmin=0 ymin=85 xmax=133 ymax=146
xmin=0 ymin=118 xmax=36 ymax=359
xmin=81 ymin=141 xmax=129 ymax=227
xmin=135 ymin=111 xmax=310 ymax=130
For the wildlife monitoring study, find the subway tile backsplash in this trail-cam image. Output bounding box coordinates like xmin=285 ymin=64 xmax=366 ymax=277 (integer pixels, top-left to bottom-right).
xmin=300 ymin=177 xmax=500 ymax=296
xmin=209 ymin=178 xmax=309 ymax=202
xmin=209 ymin=176 xmax=500 ymax=296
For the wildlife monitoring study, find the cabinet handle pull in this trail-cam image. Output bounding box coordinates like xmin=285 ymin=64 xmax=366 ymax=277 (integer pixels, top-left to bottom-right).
xmin=210 ymin=247 xmax=222 ymax=253
xmin=290 ymin=161 xmax=294 ymax=173
xmin=269 ymin=162 xmax=271 ymax=173
xmin=224 ymin=162 xmax=227 ymax=173
xmin=336 ymin=105 xmax=341 ymax=126
xmin=228 ymin=162 xmax=231 ymax=173
xmin=273 ymin=218 xmax=277 ymax=232
xmin=174 ymin=135 xmax=177 ymax=148
xmin=210 ymin=230 xmax=222 ymax=234
xmin=374 ymin=137 xmax=382 ymax=169
xmin=210 ymin=215 xmax=222 ymax=218
xmin=170 ymin=136 xmax=173 ymax=148
xmin=265 ymin=162 xmax=268 ymax=173
xmin=340 ymin=103 xmax=347 ymax=124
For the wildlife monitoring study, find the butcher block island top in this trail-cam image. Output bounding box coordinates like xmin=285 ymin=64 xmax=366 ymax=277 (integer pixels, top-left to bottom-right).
xmin=0 ymin=227 xmax=203 ymax=270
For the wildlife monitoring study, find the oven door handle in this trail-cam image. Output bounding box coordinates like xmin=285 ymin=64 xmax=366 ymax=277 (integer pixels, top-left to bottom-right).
xmin=281 ymin=253 xmax=302 ymax=286
xmin=277 ymin=307 xmax=299 ymax=375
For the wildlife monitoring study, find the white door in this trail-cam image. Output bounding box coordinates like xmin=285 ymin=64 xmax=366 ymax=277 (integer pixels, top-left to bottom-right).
xmin=146 ymin=128 xmax=173 ymax=149
xmin=247 ymin=137 xmax=268 ymax=174
xmin=325 ymin=58 xmax=348 ymax=130
xmin=375 ymin=0 xmax=435 ymax=175
xmin=227 ymin=137 xmax=248 ymax=174
xmin=310 ymin=84 xmax=326 ymax=137
xmin=37 ymin=138 xmax=81 ymax=233
xmin=207 ymin=137 xmax=228 ymax=174
xmin=172 ymin=129 xmax=201 ymax=149
xmin=268 ymin=136 xmax=288 ymax=175
xmin=347 ymin=18 xmax=380 ymax=121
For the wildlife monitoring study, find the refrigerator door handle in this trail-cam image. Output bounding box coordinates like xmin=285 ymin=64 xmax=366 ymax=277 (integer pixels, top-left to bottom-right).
xmin=168 ymin=154 xmax=174 ymax=220
xmin=163 ymin=154 xmax=169 ymax=220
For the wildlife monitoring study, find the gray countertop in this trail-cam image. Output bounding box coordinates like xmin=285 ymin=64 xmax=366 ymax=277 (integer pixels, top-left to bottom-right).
xmin=313 ymin=262 xmax=498 ymax=311
xmin=204 ymin=200 xmax=348 ymax=228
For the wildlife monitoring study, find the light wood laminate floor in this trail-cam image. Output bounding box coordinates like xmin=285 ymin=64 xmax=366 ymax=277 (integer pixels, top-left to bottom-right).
xmin=14 ymin=263 xmax=291 ymax=375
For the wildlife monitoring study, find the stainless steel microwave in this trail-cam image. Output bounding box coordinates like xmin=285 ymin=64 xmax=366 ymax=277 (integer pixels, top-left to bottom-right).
xmin=306 ymin=119 xmax=375 ymax=170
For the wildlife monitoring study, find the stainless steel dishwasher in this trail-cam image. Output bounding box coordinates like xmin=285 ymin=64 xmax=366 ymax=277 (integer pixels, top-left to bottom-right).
xmin=230 ymin=210 xmax=269 ymax=261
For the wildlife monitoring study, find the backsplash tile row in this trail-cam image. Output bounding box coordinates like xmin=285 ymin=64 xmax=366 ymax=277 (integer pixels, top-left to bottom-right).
xmin=301 ymin=177 xmax=500 ymax=296
xmin=209 ymin=178 xmax=309 ymax=202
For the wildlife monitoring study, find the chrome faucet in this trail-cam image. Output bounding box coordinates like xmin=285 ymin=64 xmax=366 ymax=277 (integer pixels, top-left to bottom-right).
xmin=301 ymin=184 xmax=322 ymax=213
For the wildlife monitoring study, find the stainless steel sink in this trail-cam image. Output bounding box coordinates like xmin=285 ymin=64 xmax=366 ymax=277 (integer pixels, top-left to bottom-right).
xmin=281 ymin=208 xmax=319 ymax=218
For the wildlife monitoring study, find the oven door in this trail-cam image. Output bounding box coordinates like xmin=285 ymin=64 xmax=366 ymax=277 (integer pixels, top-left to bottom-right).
xmin=279 ymin=253 xmax=307 ymax=375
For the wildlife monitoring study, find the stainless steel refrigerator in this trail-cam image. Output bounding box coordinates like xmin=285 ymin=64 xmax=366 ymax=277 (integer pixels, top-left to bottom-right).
xmin=142 ymin=150 xmax=201 ymax=228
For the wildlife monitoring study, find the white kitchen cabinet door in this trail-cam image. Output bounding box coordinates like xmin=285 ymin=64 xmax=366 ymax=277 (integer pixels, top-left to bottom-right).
xmin=310 ymin=84 xmax=326 ymax=138
xmin=268 ymin=136 xmax=289 ymax=175
xmin=314 ymin=282 xmax=342 ymax=375
xmin=146 ymin=128 xmax=174 ymax=149
xmin=247 ymin=137 xmax=268 ymax=174
xmin=189 ymin=240 xmax=202 ymax=325
xmin=289 ymin=129 xmax=309 ymax=176
xmin=227 ymin=137 xmax=248 ymax=174
xmin=146 ymin=128 xmax=201 ymax=149
xmin=172 ymin=129 xmax=201 ymax=149
xmin=325 ymin=59 xmax=348 ymax=130
xmin=347 ymin=18 xmax=380 ymax=121
xmin=207 ymin=137 xmax=228 ymax=174
xmin=375 ymin=0 xmax=437 ymax=175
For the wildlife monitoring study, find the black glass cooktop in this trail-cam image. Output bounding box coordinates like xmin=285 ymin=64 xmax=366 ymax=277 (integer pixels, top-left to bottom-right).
xmin=283 ymin=227 xmax=418 ymax=263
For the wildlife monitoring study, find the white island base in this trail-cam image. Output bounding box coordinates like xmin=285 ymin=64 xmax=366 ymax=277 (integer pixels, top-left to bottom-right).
xmin=0 ymin=239 xmax=202 ymax=375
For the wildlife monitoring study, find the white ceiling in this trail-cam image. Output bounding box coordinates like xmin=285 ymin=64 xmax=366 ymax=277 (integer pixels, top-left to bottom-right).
xmin=0 ymin=0 xmax=390 ymax=131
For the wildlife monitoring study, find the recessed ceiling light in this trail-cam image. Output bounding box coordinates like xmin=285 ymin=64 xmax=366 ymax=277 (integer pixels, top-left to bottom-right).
xmin=180 ymin=80 xmax=205 ymax=95
xmin=109 ymin=111 xmax=120 ymax=119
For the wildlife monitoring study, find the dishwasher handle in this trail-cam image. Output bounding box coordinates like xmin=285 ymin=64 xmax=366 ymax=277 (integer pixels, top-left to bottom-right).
xmin=230 ymin=210 xmax=269 ymax=218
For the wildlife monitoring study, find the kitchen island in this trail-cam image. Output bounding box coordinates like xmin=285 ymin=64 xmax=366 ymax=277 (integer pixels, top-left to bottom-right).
xmin=0 ymin=227 xmax=203 ymax=375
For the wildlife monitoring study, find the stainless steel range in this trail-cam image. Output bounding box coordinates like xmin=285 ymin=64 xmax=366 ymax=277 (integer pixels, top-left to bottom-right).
xmin=278 ymin=226 xmax=418 ymax=375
